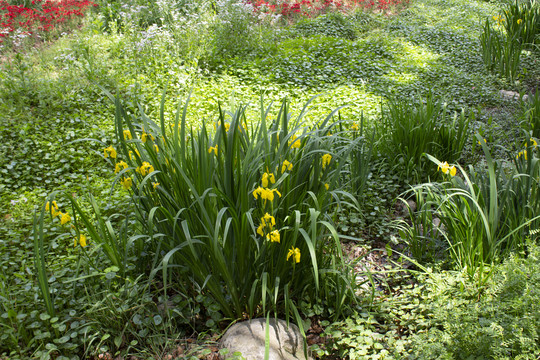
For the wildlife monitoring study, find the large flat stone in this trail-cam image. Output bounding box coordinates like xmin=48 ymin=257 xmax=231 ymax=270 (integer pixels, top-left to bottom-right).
xmin=220 ymin=318 xmax=311 ymax=360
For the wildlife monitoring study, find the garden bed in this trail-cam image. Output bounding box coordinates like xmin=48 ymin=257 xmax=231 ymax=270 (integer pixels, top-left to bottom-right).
xmin=1 ymin=0 xmax=539 ymax=359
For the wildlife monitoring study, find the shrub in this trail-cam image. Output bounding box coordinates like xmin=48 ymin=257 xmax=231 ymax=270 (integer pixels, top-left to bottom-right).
xmin=211 ymin=0 xmax=260 ymax=59
xmin=65 ymin=94 xmax=360 ymax=324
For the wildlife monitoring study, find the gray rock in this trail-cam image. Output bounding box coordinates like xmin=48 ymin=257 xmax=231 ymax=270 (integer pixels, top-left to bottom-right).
xmin=220 ymin=318 xmax=311 ymax=360
xmin=407 ymin=199 xmax=417 ymax=213
xmin=499 ymin=90 xmax=528 ymax=102
xmin=396 ymin=199 xmax=417 ymax=218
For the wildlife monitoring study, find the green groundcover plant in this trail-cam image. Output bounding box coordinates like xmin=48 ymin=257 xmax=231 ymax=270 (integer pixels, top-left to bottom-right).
xmin=321 ymin=243 xmax=540 ymax=359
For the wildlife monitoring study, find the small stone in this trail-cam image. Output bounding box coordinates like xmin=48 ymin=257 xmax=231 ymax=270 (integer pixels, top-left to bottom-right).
xmin=499 ymin=90 xmax=528 ymax=102
xmin=220 ymin=318 xmax=311 ymax=360
xmin=407 ymin=199 xmax=417 ymax=212
xmin=395 ymin=199 xmax=416 ymax=218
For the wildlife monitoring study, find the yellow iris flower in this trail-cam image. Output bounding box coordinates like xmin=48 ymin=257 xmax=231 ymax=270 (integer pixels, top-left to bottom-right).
xmin=257 ymin=213 xmax=276 ymax=237
xmin=45 ymin=200 xmax=58 ymax=212
xmin=322 ymin=153 xmax=332 ymax=170
xmin=281 ymin=160 xmax=293 ymax=173
xmin=141 ymin=132 xmax=155 ymax=143
xmin=208 ymin=145 xmax=218 ymax=155
xmin=289 ymin=135 xmax=301 ymax=149
xmin=213 ymin=122 xmax=231 ymax=132
xmin=257 ymin=224 xmax=265 ymax=236
xmin=262 ymin=213 xmax=276 ymax=227
xmin=438 ymin=161 xmax=449 ymax=173
xmin=115 ymin=161 xmax=128 ymax=174
xmin=129 ymin=149 xmax=140 ymax=160
xmin=78 ymin=234 xmax=87 ymax=247
xmin=517 ymin=150 xmax=528 ymax=160
xmin=60 ymin=212 xmax=71 ymax=225
xmin=438 ymin=161 xmax=457 ymax=176
xmin=120 ymin=177 xmax=132 ymax=190
xmin=46 ymin=201 xmax=61 ymax=217
xmin=136 ymin=162 xmax=154 ymax=176
xmin=287 ymin=247 xmax=301 ymax=263
xmin=262 ymin=172 xmax=276 ymax=188
xmin=252 ymin=187 xmax=282 ymax=202
xmin=104 ymin=146 xmax=117 ymax=159
xmin=266 ymin=230 xmax=280 ymax=243
xmin=123 ymin=130 xmax=132 ymax=140
xmin=493 ymin=15 xmax=505 ymax=25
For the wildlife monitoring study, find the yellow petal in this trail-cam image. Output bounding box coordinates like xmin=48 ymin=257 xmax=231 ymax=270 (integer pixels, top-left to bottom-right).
xmin=253 ymin=187 xmax=263 ymax=200
xmin=281 ymin=160 xmax=293 ymax=173
xmin=52 ymin=208 xmax=60 ymax=218
xmin=266 ymin=230 xmax=280 ymax=243
xmin=61 ymin=212 xmax=71 ymax=225
xmin=79 ymin=234 xmax=87 ymax=247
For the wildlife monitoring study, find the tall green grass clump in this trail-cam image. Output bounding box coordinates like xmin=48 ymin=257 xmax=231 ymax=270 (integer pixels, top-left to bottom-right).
xmin=480 ymin=18 xmax=523 ymax=81
xmin=480 ymin=0 xmax=539 ymax=81
xmin=523 ymin=91 xmax=540 ymax=138
xmin=401 ymin=136 xmax=540 ymax=285
xmin=347 ymin=116 xmax=373 ymax=199
xmin=376 ymin=95 xmax=470 ymax=184
xmin=502 ymin=0 xmax=540 ymax=48
xmin=65 ymin=94 xmax=360 ymax=324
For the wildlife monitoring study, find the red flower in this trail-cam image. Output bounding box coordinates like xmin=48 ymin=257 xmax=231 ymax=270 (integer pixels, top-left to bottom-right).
xmin=0 ymin=0 xmax=95 ymax=44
